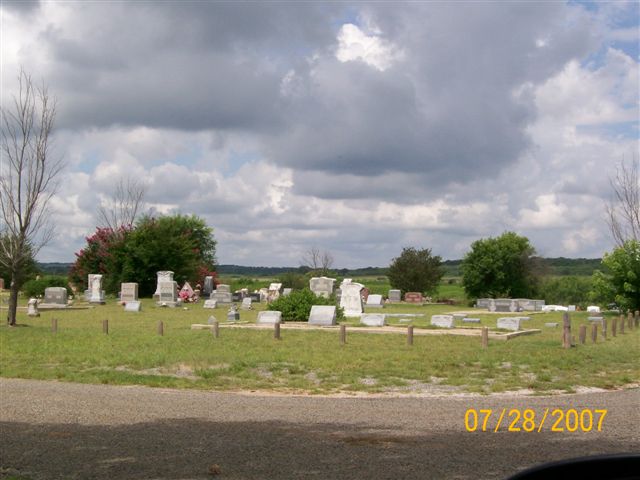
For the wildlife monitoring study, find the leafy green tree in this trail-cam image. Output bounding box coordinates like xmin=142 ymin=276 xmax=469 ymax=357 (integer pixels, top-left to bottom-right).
xmin=461 ymin=232 xmax=540 ymax=299
xmin=69 ymin=214 xmax=216 ymax=297
xmin=539 ymin=276 xmax=593 ymax=306
xmin=124 ymin=215 xmax=216 ymax=296
xmin=590 ymin=240 xmax=640 ymax=311
xmin=387 ymin=247 xmax=444 ymax=295
xmin=268 ymin=288 xmax=344 ymax=322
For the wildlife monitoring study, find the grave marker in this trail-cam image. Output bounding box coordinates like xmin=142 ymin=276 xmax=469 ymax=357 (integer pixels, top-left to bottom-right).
xmin=257 ymin=311 xmax=282 ymax=324
xmin=308 ymin=305 xmax=336 ymax=325
xmin=360 ymin=313 xmax=385 ymax=327
xmin=431 ymin=315 xmax=455 ymax=328
xmin=497 ymin=317 xmax=521 ymax=331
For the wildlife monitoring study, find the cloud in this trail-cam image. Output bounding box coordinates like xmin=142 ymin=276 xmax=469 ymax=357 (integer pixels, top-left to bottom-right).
xmin=2 ymin=1 xmax=636 ymax=266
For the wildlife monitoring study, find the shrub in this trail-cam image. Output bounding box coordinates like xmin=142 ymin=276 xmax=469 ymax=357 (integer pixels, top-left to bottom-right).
xmin=538 ymin=276 xmax=593 ymax=307
xmin=267 ymin=288 xmax=344 ymax=322
xmin=22 ymin=276 xmax=68 ymax=298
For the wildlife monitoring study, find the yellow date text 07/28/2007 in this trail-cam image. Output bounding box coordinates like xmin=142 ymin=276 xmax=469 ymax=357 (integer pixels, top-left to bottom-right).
xmin=464 ymin=408 xmax=607 ymax=433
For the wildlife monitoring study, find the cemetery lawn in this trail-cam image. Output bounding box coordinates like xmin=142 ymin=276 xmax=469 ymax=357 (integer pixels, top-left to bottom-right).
xmin=1 ymin=298 xmax=638 ymax=396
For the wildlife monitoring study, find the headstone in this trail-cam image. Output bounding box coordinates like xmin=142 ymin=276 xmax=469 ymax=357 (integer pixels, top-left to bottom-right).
xmin=211 ymin=284 xmax=232 ymax=305
xmin=203 ymin=299 xmax=217 ymax=309
xmin=309 ymin=277 xmax=336 ymax=298
xmin=545 ymin=322 xmax=559 ymax=327
xmin=203 ymin=276 xmax=214 ymax=295
xmin=258 ymin=288 xmax=269 ymax=302
xmin=257 ymin=311 xmax=282 ymax=324
xmin=179 ymin=282 xmax=195 ymax=301
xmin=227 ymin=305 xmax=239 ymax=322
xmin=360 ymin=313 xmax=385 ymax=327
xmin=340 ymin=282 xmax=364 ymax=317
xmin=404 ymin=292 xmax=423 ymax=304
xmin=431 ymin=315 xmax=455 ymax=328
xmin=587 ymin=305 xmax=601 ymax=313
xmin=241 ymin=297 xmax=252 ymax=310
xmin=568 ymin=305 xmax=576 ymax=312
xmin=120 ymin=283 xmax=139 ymax=302
xmin=514 ymin=299 xmax=545 ymax=311
xmin=124 ymin=301 xmax=141 ymax=312
xmin=157 ymin=281 xmax=178 ymax=306
xmin=27 ymin=298 xmax=40 ymax=317
xmin=588 ymin=316 xmax=604 ymax=323
xmin=493 ymin=299 xmax=518 ymax=312
xmin=207 ymin=315 xmax=217 ymax=325
xmin=308 ymin=305 xmax=336 ymax=325
xmin=153 ymin=271 xmax=174 ymax=299
xmin=497 ymin=317 xmax=521 ymax=331
xmin=476 ymin=298 xmax=491 ymax=309
xmin=366 ymin=294 xmax=384 ymax=308
xmin=517 ymin=316 xmax=531 ymax=321
xmin=249 ymin=292 xmax=262 ymax=302
xmin=388 ymin=289 xmax=401 ymax=302
xmin=42 ymin=287 xmax=68 ymax=307
xmin=267 ymin=283 xmax=282 ymax=300
xmin=88 ymin=274 xmax=105 ymax=304
xmin=463 ymin=318 xmax=481 ymax=323
xmin=282 ymin=288 xmax=292 ymax=297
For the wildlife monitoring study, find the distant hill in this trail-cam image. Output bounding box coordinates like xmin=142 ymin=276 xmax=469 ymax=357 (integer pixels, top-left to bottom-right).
xmin=36 ymin=257 xmax=604 ymax=278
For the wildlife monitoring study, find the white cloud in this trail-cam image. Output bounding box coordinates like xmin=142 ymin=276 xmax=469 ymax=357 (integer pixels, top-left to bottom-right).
xmin=335 ymin=23 xmax=403 ymax=71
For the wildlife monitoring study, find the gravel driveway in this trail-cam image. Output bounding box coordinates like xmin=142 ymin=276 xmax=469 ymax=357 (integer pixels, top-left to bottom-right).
xmin=1 ymin=378 xmax=638 ymax=479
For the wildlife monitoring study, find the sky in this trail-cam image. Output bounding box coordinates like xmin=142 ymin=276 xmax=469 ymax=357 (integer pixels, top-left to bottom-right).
xmin=1 ymin=1 xmax=638 ymax=268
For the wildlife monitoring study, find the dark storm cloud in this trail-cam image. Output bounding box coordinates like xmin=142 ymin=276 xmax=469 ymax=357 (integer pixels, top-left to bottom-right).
xmin=16 ymin=1 xmax=600 ymax=197
xmin=2 ymin=0 xmax=39 ymax=14
xmin=264 ymin=2 xmax=597 ymax=191
xmin=38 ymin=3 xmax=345 ymax=131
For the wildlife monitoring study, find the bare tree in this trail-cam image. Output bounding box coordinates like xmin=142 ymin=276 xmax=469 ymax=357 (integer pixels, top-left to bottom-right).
xmin=301 ymin=246 xmax=334 ymax=275
xmin=606 ymin=154 xmax=640 ymax=247
xmin=1 ymin=70 xmax=63 ymax=325
xmin=97 ymin=176 xmax=146 ymax=233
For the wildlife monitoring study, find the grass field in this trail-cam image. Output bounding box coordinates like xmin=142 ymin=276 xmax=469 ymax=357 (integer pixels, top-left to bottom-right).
xmin=1 ymin=293 xmax=638 ymax=396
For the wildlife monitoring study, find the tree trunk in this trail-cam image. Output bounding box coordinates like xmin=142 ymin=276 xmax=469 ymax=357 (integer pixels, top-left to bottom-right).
xmin=7 ymin=276 xmax=19 ymax=326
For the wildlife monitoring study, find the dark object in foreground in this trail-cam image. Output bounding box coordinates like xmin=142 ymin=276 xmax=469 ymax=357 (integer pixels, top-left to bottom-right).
xmin=507 ymin=454 xmax=640 ymax=480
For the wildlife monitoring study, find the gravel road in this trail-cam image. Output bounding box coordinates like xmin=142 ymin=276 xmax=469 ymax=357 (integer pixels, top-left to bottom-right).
xmin=1 ymin=378 xmax=638 ymax=479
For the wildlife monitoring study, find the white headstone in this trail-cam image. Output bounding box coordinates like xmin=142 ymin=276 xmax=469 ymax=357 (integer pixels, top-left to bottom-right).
xmin=124 ymin=301 xmax=141 ymax=312
xmin=154 ymin=271 xmax=174 ymax=297
xmin=158 ymin=281 xmax=177 ymax=303
xmin=241 ymin=297 xmax=252 ymax=310
xmin=309 ymin=277 xmax=336 ymax=298
xmin=587 ymin=305 xmax=601 ymax=313
xmin=88 ymin=274 xmax=105 ymax=304
xmin=308 ymin=305 xmax=337 ymax=325
xmin=203 ymin=299 xmax=217 ymax=309
xmin=497 ymin=317 xmax=521 ymax=331
xmin=340 ymin=282 xmax=364 ymax=317
xmin=360 ymin=313 xmax=385 ymax=327
xmin=282 ymin=288 xmax=292 ymax=297
xmin=568 ymin=305 xmax=576 ymax=312
xmin=431 ymin=315 xmax=455 ymax=328
xmin=120 ymin=283 xmax=138 ymax=302
xmin=366 ymin=294 xmax=384 ymax=308
xmin=27 ymin=298 xmax=40 ymax=317
xmin=257 ymin=311 xmax=282 ymax=324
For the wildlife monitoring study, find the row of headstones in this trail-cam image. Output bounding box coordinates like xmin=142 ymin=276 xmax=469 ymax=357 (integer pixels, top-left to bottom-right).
xmin=309 ymin=276 xmax=425 ymax=304
xmin=476 ymin=298 xmax=546 ymax=312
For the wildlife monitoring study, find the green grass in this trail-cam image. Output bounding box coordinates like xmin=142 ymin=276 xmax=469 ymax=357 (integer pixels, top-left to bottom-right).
xmin=1 ymin=295 xmax=638 ymax=395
